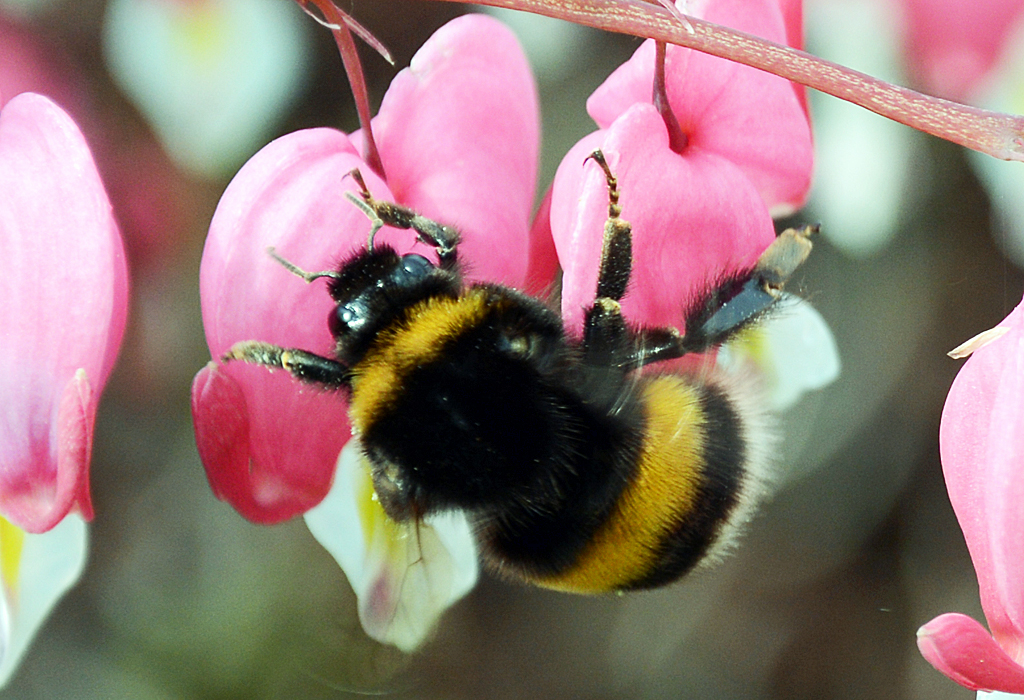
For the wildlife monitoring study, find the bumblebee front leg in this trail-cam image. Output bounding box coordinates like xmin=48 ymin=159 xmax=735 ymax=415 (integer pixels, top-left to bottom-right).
xmin=222 ymin=341 xmax=350 ymax=389
xmin=345 ymin=169 xmax=461 ymax=273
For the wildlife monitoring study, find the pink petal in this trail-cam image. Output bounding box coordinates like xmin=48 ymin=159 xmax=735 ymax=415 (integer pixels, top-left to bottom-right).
xmin=918 ymin=613 xmax=1024 ymax=693
xmin=191 ymin=362 xmax=344 ymax=522
xmin=940 ymin=297 xmax=1024 ymax=659
xmin=0 ymin=93 xmax=128 ymax=533
xmin=550 ymin=104 xmax=775 ymax=333
xmin=367 ymin=13 xmax=540 ymax=286
xmin=901 ymin=0 xmax=1024 ymax=101
xmin=523 ymin=187 xmax=559 ymax=297
xmin=1 ymin=371 xmax=95 ymax=533
xmin=195 ymin=127 xmax=392 ymax=523
xmin=587 ymin=0 xmax=812 ymax=213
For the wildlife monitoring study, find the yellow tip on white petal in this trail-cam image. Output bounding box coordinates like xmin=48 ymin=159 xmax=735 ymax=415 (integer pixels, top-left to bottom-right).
xmin=0 ymin=518 xmax=25 ymax=602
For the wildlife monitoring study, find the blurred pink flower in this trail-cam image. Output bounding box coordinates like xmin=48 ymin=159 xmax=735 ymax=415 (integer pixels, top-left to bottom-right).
xmin=191 ymin=14 xmax=541 ymax=524
xmin=900 ymin=0 xmax=1024 ymax=101
xmin=918 ymin=297 xmax=1024 ymax=693
xmin=0 ymin=19 xmax=84 ymax=108
xmin=1 ymin=17 xmax=194 ymax=272
xmin=0 ymin=92 xmax=129 ymax=534
xmin=547 ymin=0 xmax=813 ymax=333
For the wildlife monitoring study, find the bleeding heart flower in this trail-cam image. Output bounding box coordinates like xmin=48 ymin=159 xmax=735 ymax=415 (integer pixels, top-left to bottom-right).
xmin=548 ymin=0 xmax=813 ymax=335
xmin=0 ymin=92 xmax=128 ymax=533
xmin=918 ymin=297 xmax=1024 ymax=696
xmin=0 ymin=92 xmax=127 ymax=685
xmin=192 ymin=13 xmax=540 ymax=650
xmin=192 ymin=12 xmax=541 ymax=525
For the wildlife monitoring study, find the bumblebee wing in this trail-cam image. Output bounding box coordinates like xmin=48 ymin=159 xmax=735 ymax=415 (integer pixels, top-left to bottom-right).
xmin=304 ymin=439 xmax=478 ymax=652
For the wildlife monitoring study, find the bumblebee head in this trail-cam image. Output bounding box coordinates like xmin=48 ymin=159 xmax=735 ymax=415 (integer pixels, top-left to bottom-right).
xmin=325 ymin=245 xmax=460 ymax=365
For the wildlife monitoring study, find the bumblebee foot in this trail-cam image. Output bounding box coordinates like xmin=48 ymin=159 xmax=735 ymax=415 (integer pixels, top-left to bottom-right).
xmin=222 ymin=341 xmax=350 ymax=388
xmin=344 ymin=168 xmax=460 ymax=269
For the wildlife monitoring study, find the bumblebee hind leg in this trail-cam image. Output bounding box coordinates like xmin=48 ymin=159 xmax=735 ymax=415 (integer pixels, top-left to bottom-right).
xmin=580 ymin=150 xmax=634 ymax=368
xmin=621 ymin=225 xmax=818 ymax=370
xmin=676 ymin=225 xmax=817 ymax=355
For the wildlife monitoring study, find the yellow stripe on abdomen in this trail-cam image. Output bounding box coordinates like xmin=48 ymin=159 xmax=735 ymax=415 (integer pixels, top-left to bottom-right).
xmin=534 ymin=375 xmax=708 ymax=593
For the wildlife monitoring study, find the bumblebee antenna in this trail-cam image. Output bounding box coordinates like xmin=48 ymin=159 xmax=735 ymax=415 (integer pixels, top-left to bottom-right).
xmin=266 ymin=247 xmax=341 ymax=282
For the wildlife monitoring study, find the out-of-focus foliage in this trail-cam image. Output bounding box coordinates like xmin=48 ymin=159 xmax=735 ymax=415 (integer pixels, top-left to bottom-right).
xmin=1 ymin=1 xmax=1021 ymax=699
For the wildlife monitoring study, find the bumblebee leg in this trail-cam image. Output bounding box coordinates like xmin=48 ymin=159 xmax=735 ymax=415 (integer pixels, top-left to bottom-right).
xmin=623 ymin=224 xmax=818 ymax=369
xmin=345 ymin=169 xmax=461 ymax=273
xmin=222 ymin=341 xmax=350 ymax=389
xmin=681 ymin=225 xmax=817 ymax=354
xmin=588 ymin=150 xmax=632 ymax=302
xmin=581 ymin=151 xmax=634 ymax=366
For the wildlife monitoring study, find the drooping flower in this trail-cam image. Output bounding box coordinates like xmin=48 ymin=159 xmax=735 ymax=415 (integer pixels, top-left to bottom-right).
xmin=193 ymin=12 xmax=541 ymax=524
xmin=0 ymin=92 xmax=128 ymax=685
xmin=917 ymin=296 xmax=1024 ymax=696
xmin=899 ymin=0 xmax=1024 ymax=103
xmin=544 ymin=0 xmax=833 ymax=408
xmin=192 ymin=13 xmax=540 ymax=648
xmin=548 ymin=0 xmax=813 ymax=335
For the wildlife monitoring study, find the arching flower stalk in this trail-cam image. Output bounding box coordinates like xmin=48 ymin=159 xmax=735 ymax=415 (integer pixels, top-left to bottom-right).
xmin=438 ymin=0 xmax=1024 ymax=162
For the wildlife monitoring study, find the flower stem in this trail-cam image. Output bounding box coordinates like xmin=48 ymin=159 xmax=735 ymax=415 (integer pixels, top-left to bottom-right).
xmin=653 ymin=41 xmax=687 ymax=153
xmin=441 ymin=0 xmax=1024 ymax=162
xmin=296 ymin=0 xmax=387 ymax=178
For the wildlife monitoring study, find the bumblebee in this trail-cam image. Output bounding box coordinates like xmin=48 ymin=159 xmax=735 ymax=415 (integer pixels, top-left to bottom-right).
xmin=224 ymin=151 xmax=814 ymax=594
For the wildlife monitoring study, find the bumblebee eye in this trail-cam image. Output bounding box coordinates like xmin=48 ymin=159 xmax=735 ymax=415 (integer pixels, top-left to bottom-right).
xmin=329 ymin=297 xmax=371 ymax=337
xmin=390 ymin=254 xmax=433 ymax=285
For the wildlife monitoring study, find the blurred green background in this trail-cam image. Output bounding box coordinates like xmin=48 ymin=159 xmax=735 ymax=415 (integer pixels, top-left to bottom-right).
xmin=2 ymin=0 xmax=1021 ymax=698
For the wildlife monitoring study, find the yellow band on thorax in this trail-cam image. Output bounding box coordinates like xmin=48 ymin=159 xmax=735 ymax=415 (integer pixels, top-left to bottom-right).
xmin=348 ymin=290 xmax=491 ymax=434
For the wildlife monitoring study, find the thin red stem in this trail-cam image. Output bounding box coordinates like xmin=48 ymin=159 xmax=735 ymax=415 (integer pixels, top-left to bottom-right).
xmin=437 ymin=0 xmax=1024 ymax=162
xmin=297 ymin=0 xmax=386 ymax=178
xmin=653 ymin=41 xmax=687 ymax=153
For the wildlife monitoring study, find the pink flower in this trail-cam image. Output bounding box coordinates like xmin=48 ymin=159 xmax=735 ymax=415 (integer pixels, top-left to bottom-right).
xmin=547 ymin=0 xmax=813 ymax=333
xmin=900 ymin=0 xmax=1024 ymax=102
xmin=1 ymin=16 xmax=195 ymax=273
xmin=191 ymin=13 xmax=541 ymax=524
xmin=0 ymin=92 xmax=129 ymax=534
xmin=917 ymin=297 xmax=1024 ymax=694
xmin=0 ymin=91 xmax=124 ymax=686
